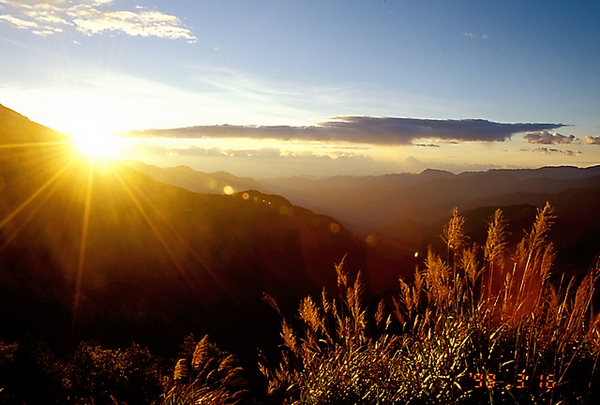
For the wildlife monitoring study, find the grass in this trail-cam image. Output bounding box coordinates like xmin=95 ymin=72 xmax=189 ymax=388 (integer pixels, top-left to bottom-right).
xmin=160 ymin=334 xmax=248 ymax=405
xmin=259 ymin=203 xmax=600 ymax=404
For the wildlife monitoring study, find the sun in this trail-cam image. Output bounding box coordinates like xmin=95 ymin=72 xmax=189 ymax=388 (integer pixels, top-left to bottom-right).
xmin=71 ymin=128 xmax=122 ymax=160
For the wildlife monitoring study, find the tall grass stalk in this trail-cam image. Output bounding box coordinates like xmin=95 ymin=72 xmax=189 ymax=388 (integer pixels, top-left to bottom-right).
xmin=161 ymin=335 xmax=247 ymax=405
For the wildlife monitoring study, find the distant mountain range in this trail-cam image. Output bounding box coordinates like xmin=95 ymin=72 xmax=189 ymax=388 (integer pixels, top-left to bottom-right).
xmin=123 ymin=159 xmax=600 ymax=280
xmin=121 ymin=160 xmax=267 ymax=195
xmin=123 ymin=159 xmax=600 ymax=229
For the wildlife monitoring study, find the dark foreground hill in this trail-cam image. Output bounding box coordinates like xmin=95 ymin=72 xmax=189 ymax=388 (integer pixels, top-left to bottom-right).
xmin=0 ymin=104 xmax=404 ymax=394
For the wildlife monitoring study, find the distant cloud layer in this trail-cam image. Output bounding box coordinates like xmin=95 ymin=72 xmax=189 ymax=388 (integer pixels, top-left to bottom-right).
xmin=0 ymin=0 xmax=196 ymax=41
xmin=523 ymin=132 xmax=600 ymax=146
xmin=583 ymin=136 xmax=600 ymax=145
xmin=524 ymin=131 xmax=575 ymax=145
xmin=522 ymin=147 xmax=582 ymax=157
xmin=124 ymin=117 xmax=564 ymax=146
xmin=119 ymin=142 xmax=401 ymax=178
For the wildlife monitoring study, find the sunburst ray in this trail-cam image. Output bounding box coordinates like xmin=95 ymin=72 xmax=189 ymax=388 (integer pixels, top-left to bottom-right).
xmin=0 ymin=154 xmax=78 ymax=230
xmin=70 ymin=163 xmax=94 ymax=337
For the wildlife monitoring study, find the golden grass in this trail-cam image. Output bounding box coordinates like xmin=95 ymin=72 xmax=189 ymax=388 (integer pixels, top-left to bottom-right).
xmin=161 ymin=335 xmax=247 ymax=405
xmin=260 ymin=203 xmax=600 ymax=404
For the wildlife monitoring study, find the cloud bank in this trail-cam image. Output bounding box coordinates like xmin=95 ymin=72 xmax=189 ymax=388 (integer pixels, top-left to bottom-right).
xmin=119 ymin=142 xmax=512 ymax=178
xmin=119 ymin=142 xmax=403 ymax=178
xmin=0 ymin=0 xmax=196 ymax=41
xmin=124 ymin=117 xmax=564 ymax=146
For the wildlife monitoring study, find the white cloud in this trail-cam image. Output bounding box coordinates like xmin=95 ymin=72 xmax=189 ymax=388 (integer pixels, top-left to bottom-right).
xmin=0 ymin=0 xmax=196 ymax=42
xmin=0 ymin=14 xmax=41 ymax=29
xmin=32 ymin=28 xmax=57 ymax=36
xmin=463 ymin=32 xmax=489 ymax=40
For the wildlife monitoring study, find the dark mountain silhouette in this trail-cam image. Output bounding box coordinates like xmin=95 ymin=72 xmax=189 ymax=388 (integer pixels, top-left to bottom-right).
xmin=0 ymin=103 xmax=70 ymax=144
xmin=121 ymin=160 xmax=267 ymax=195
xmin=490 ymin=165 xmax=600 ymax=180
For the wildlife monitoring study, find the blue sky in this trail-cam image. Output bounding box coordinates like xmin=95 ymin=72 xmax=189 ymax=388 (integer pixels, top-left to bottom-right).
xmin=1 ymin=0 xmax=599 ymax=177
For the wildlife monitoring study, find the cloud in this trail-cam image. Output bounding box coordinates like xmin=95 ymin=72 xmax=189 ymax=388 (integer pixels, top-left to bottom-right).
xmin=118 ymin=143 xmax=400 ymax=178
xmin=0 ymin=0 xmax=196 ymax=41
xmin=582 ymin=136 xmax=600 ymax=145
xmin=524 ymin=131 xmax=575 ymax=145
xmin=119 ymin=142 xmax=514 ymax=178
xmin=130 ymin=144 xmax=369 ymax=161
xmin=522 ymin=147 xmax=582 ymax=157
xmin=463 ymin=32 xmax=489 ymax=40
xmin=0 ymin=14 xmax=40 ymax=28
xmin=175 ymin=146 xmax=285 ymax=159
xmin=123 ymin=117 xmax=564 ymax=146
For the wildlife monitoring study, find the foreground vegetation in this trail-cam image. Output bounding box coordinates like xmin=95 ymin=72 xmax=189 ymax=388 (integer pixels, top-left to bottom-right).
xmin=260 ymin=203 xmax=600 ymax=404
xmin=1 ymin=203 xmax=599 ymax=404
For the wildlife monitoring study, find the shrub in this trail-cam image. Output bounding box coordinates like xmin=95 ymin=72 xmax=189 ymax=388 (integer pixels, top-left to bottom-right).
xmin=66 ymin=341 xmax=161 ymax=405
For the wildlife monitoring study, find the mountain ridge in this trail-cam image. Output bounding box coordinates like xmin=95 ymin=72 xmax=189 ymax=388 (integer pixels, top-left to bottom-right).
xmin=127 ymin=160 xmax=600 ymax=282
xmin=0 ymin=103 xmax=70 ymax=144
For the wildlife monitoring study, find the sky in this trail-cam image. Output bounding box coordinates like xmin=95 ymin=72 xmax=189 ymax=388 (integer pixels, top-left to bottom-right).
xmin=1 ymin=0 xmax=600 ymax=177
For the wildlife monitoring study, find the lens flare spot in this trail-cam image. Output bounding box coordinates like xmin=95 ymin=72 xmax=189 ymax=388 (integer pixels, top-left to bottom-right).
xmin=330 ymin=223 xmax=340 ymax=233
xmin=242 ymin=192 xmax=250 ymax=200
xmin=366 ymin=234 xmax=378 ymax=246
xmin=279 ymin=205 xmax=288 ymax=215
xmin=208 ymin=179 xmax=218 ymax=189
xmin=223 ymin=185 xmax=234 ymax=195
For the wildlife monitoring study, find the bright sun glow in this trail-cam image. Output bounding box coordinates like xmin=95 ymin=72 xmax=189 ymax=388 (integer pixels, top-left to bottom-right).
xmin=71 ymin=128 xmax=122 ymax=160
